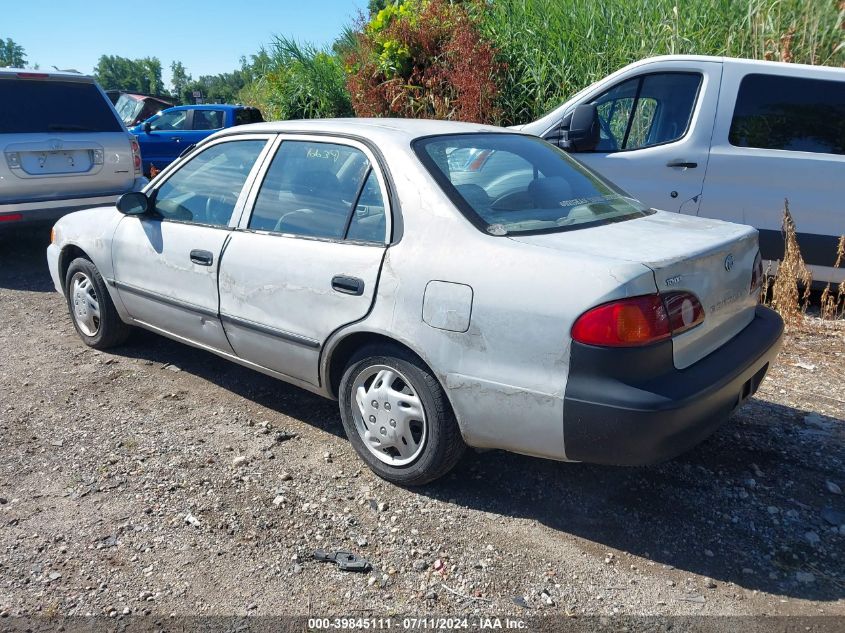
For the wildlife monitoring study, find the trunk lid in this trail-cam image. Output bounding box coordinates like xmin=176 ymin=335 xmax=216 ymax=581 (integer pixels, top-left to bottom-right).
xmin=511 ymin=212 xmax=759 ymax=369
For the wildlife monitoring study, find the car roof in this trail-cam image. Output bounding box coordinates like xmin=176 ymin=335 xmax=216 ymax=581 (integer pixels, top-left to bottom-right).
xmin=217 ymin=117 xmax=513 ymax=146
xmin=166 ymin=104 xmax=249 ymax=112
xmin=0 ymin=67 xmax=94 ymax=83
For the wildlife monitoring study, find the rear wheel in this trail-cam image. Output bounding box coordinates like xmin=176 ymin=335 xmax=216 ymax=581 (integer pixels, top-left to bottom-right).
xmin=338 ymin=345 xmax=465 ymax=486
xmin=65 ymin=257 xmax=131 ymax=349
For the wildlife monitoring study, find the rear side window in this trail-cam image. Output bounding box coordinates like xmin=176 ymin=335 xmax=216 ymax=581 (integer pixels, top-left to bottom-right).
xmin=0 ymin=79 xmax=122 ymax=133
xmin=249 ymin=140 xmax=385 ymax=242
xmin=235 ymin=109 xmax=265 ymax=125
xmin=193 ymin=110 xmax=224 ymax=130
xmin=729 ymin=74 xmax=845 ymax=155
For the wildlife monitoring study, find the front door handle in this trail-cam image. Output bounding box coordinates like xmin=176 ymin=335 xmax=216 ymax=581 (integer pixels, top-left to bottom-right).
xmin=170 ymin=137 xmax=182 ymax=142
xmin=666 ymin=159 xmax=698 ymax=168
xmin=190 ymin=249 xmax=214 ymax=266
xmin=332 ymin=275 xmax=364 ymax=296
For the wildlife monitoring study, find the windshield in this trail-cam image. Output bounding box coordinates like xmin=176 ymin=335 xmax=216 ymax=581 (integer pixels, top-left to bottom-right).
xmin=414 ymin=133 xmax=650 ymax=235
xmin=114 ymin=95 xmax=142 ymax=125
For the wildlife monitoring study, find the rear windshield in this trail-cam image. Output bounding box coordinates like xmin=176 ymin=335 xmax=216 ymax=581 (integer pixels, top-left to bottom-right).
xmin=413 ymin=134 xmax=650 ymax=235
xmin=0 ymin=79 xmax=122 ymax=134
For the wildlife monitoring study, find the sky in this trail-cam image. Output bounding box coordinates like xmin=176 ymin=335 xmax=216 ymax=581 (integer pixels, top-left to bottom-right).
xmin=5 ymin=0 xmax=366 ymax=87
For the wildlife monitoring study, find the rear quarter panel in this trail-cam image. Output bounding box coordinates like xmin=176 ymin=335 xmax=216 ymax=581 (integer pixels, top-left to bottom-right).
xmin=324 ymin=151 xmax=659 ymax=460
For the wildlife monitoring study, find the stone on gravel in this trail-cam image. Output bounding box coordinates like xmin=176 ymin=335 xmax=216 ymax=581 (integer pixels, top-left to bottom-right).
xmin=804 ymin=531 xmax=821 ymax=546
xmin=821 ymin=507 xmax=845 ymax=526
xmin=825 ymin=480 xmax=842 ymax=495
xmin=232 ymin=456 xmax=248 ymax=467
xmin=184 ymin=513 xmax=201 ymax=527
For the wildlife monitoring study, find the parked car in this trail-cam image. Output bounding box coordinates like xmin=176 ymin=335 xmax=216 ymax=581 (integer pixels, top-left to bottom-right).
xmin=129 ymin=104 xmax=264 ymax=176
xmin=0 ymin=69 xmax=147 ymax=230
xmin=114 ymin=92 xmax=175 ymax=128
xmin=47 ymin=119 xmax=783 ymax=485
xmin=519 ymin=55 xmax=845 ymax=285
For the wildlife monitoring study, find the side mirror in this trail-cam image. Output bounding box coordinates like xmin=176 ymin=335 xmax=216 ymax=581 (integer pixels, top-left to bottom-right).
xmin=116 ymin=191 xmax=149 ymax=215
xmin=143 ymin=121 xmax=152 ymax=134
xmin=562 ymin=103 xmax=600 ymax=152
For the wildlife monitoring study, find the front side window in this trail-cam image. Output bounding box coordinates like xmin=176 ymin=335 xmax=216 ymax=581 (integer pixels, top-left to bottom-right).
xmin=193 ymin=110 xmax=224 ymax=130
xmin=152 ymin=140 xmax=266 ymax=226
xmin=249 ymin=140 xmax=386 ymax=242
xmin=590 ymin=73 xmax=701 ymax=151
xmin=729 ymin=74 xmax=845 ymax=155
xmin=149 ymin=110 xmax=188 ymax=131
xmin=415 ymin=134 xmax=650 ymax=236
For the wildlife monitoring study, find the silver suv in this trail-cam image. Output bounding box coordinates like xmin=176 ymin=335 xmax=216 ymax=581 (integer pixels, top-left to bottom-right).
xmin=0 ymin=69 xmax=147 ymax=230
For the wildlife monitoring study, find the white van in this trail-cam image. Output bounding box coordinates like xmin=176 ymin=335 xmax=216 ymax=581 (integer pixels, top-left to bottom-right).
xmin=519 ymin=56 xmax=845 ymax=284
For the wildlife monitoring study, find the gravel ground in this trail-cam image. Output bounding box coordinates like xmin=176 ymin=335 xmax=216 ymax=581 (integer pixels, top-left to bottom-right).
xmin=1 ymin=229 xmax=843 ymax=623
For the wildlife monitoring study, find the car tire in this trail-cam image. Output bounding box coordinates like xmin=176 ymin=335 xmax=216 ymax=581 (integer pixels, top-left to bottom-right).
xmin=338 ymin=344 xmax=466 ymax=486
xmin=64 ymin=257 xmax=131 ymax=350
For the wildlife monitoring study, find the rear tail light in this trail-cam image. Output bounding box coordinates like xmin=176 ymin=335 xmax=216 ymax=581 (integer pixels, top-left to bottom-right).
xmin=0 ymin=213 xmax=23 ymax=223
xmin=130 ymin=137 xmax=142 ymax=176
xmin=571 ymin=292 xmax=704 ymax=347
xmin=750 ymin=250 xmax=763 ymax=295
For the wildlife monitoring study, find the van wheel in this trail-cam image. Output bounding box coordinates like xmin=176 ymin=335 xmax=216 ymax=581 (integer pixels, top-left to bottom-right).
xmin=338 ymin=345 xmax=466 ymax=486
xmin=65 ymin=257 xmax=131 ymax=349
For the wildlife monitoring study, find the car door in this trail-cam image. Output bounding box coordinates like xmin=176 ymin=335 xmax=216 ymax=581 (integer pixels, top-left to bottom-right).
xmin=139 ymin=109 xmax=192 ymax=172
xmin=548 ymin=61 xmax=722 ymax=214
xmin=111 ymin=135 xmax=273 ymax=352
xmin=697 ymin=66 xmax=845 ymax=282
xmin=218 ymin=136 xmax=390 ymax=386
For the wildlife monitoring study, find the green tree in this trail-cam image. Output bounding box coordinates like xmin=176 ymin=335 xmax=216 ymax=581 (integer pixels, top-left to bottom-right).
xmin=0 ymin=37 xmax=27 ymax=68
xmin=94 ymin=55 xmax=165 ymax=94
xmin=170 ymin=60 xmax=191 ymax=103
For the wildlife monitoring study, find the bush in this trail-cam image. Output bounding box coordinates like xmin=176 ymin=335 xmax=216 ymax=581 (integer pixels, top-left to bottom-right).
xmin=344 ymin=0 xmax=501 ymax=123
xmin=239 ymin=36 xmax=353 ymax=120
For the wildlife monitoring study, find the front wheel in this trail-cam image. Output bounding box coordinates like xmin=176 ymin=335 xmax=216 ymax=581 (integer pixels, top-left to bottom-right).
xmin=65 ymin=257 xmax=131 ymax=349
xmin=338 ymin=345 xmax=466 ymax=486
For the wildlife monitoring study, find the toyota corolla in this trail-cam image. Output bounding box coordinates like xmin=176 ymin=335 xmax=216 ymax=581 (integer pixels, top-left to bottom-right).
xmin=47 ymin=119 xmax=783 ymax=485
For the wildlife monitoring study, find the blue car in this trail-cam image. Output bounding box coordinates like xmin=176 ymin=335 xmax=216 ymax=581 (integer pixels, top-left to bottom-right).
xmin=129 ymin=104 xmax=264 ymax=176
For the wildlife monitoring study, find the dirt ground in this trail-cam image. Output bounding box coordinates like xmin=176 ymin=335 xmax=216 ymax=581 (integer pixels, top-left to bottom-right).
xmin=1 ymin=228 xmax=843 ymax=626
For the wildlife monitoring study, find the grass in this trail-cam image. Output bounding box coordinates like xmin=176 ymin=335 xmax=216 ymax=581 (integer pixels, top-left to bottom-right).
xmin=819 ymin=236 xmax=845 ymax=320
xmin=477 ymin=0 xmax=845 ymax=125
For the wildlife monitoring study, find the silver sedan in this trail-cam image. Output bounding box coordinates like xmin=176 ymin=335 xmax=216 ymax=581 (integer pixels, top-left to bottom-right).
xmin=47 ymin=119 xmax=783 ymax=485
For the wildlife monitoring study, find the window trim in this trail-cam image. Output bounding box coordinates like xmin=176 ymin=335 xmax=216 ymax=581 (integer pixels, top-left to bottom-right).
xmin=141 ymin=134 xmax=275 ymax=231
xmin=236 ymin=134 xmax=392 ymax=246
xmin=555 ymin=71 xmax=703 ymax=153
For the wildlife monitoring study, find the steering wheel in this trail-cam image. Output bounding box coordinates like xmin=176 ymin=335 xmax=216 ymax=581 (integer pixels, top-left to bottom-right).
xmin=490 ymin=190 xmax=528 ymax=212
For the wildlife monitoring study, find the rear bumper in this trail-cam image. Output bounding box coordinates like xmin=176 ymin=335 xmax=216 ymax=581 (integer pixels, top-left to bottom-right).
xmin=0 ymin=178 xmax=147 ymax=229
xmin=562 ymin=305 xmax=784 ymax=465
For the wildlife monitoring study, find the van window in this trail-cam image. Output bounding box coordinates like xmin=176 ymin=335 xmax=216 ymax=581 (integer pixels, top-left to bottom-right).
xmin=590 ymin=73 xmax=701 ymax=152
xmin=729 ymin=74 xmax=845 ymax=155
xmin=0 ymin=79 xmax=122 ymax=133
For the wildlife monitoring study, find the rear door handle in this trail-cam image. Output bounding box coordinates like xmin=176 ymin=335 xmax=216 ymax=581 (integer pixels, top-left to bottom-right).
xmin=190 ymin=249 xmax=214 ymax=266
xmin=666 ymin=159 xmax=697 ymax=168
xmin=332 ymin=275 xmax=364 ymax=296
xmin=170 ymin=137 xmax=182 ymax=142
